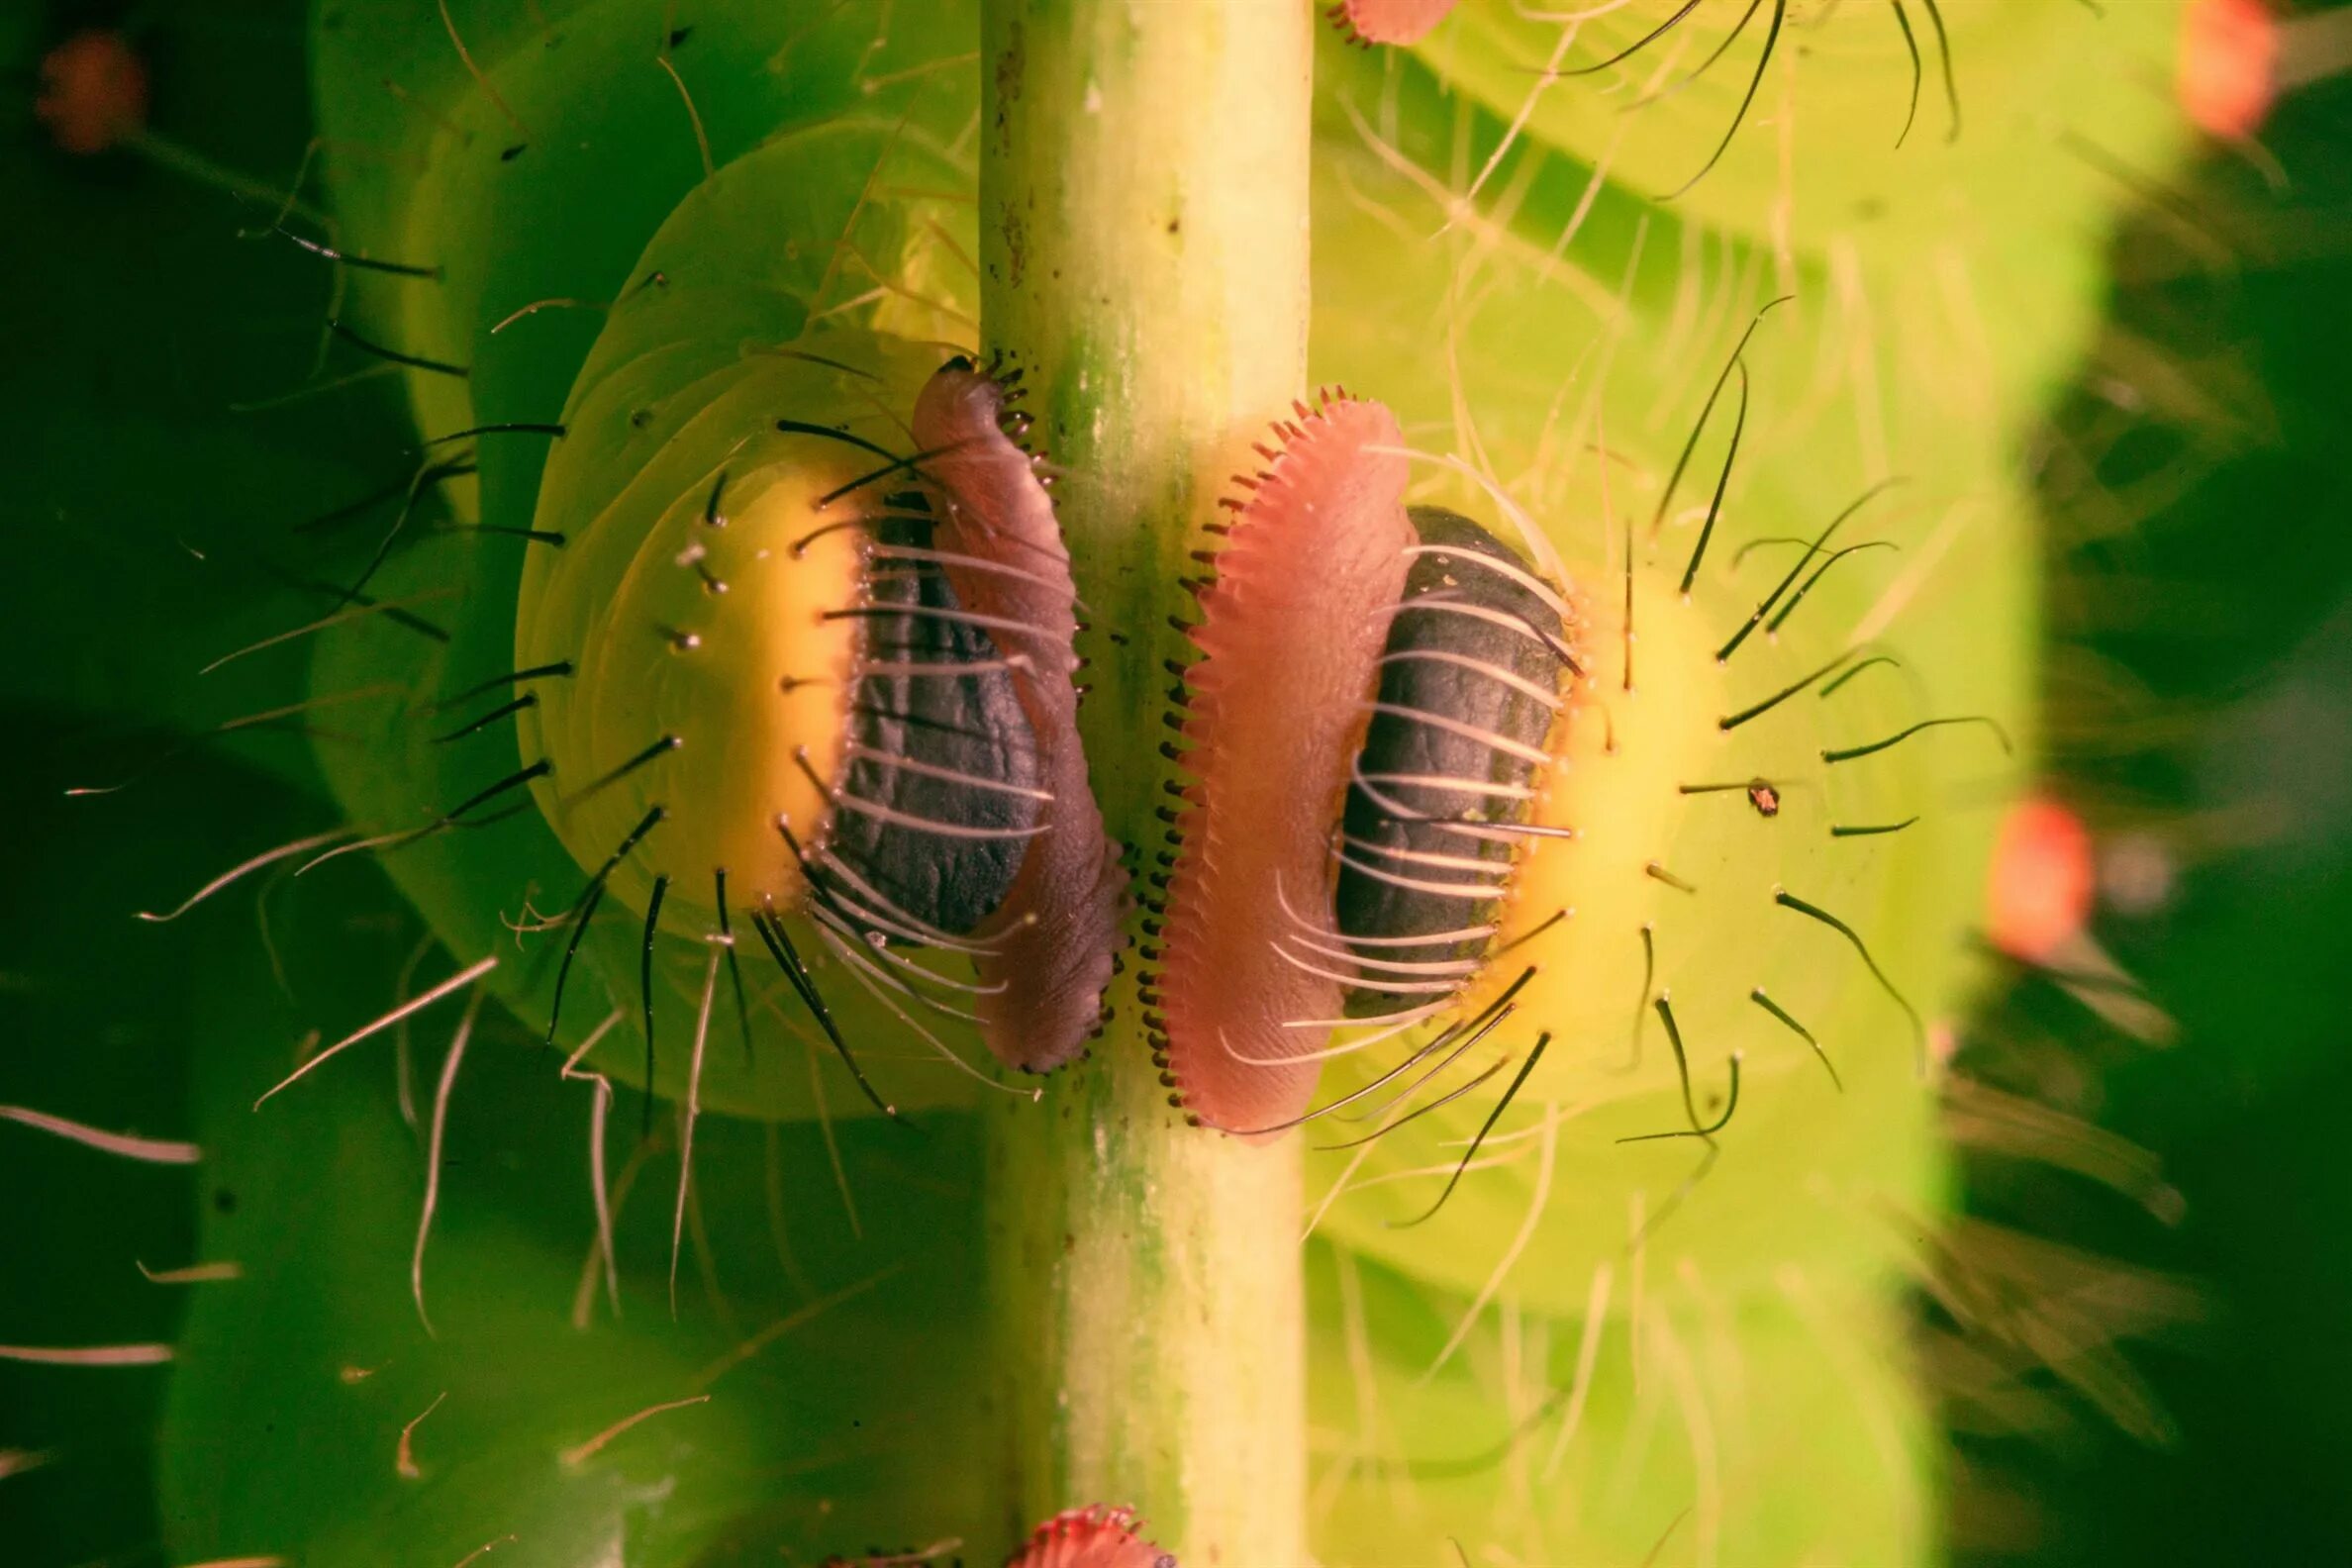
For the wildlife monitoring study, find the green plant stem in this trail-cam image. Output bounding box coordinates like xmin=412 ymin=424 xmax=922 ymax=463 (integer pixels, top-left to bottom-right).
xmin=978 ymin=0 xmax=1313 ymax=1560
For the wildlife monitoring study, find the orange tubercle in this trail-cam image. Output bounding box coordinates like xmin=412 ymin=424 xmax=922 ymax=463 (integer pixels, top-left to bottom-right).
xmin=36 ymin=31 xmax=148 ymax=156
xmin=1330 ymin=0 xmax=1460 ymax=47
xmin=1987 ymin=796 xmax=2096 ymax=964
xmin=2180 ymin=0 xmax=2280 ymax=139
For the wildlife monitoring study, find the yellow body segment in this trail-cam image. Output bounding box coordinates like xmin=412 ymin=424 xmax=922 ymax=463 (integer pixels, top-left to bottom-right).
xmin=517 ymin=452 xmax=866 ymax=927
xmin=1494 ymin=571 xmax=1869 ymax=1069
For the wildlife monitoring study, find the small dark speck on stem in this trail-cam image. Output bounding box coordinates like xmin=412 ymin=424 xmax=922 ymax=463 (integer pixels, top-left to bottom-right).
xmin=992 ymin=20 xmax=1026 ymax=143
xmin=1004 ymin=210 xmax=1029 ymax=289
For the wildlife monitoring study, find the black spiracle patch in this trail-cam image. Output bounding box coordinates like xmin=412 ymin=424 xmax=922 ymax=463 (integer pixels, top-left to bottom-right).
xmin=813 ymin=497 xmax=1043 ymax=937
xmin=1335 ymin=506 xmax=1567 ymax=1018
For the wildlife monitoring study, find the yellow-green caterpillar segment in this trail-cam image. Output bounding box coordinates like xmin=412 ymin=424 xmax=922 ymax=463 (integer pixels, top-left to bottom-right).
xmin=310 ymin=114 xmax=1063 ymax=1121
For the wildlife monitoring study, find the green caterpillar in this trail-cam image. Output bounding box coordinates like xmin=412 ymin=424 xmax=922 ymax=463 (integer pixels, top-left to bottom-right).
xmin=0 ymin=2 xmax=2195 ymax=1563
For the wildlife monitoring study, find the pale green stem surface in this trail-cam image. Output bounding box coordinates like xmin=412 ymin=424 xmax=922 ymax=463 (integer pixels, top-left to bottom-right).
xmin=978 ymin=1 xmax=1314 ymax=1562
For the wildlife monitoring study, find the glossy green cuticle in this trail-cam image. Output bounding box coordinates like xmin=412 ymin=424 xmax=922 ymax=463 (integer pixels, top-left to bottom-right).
xmin=90 ymin=2 xmax=2205 ymax=1563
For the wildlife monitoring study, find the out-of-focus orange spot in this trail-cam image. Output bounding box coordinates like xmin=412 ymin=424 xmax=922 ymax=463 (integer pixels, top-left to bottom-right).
xmin=36 ymin=30 xmax=148 ymax=155
xmin=1006 ymin=1505 xmax=1174 ymax=1568
xmin=1988 ymin=797 xmax=2096 ymax=965
xmin=2179 ymin=0 xmax=2280 ymax=140
xmin=1333 ymin=0 xmax=1460 ymax=48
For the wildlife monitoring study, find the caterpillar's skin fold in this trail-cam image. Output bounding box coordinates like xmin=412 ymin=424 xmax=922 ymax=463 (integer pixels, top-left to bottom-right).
xmin=911 ymin=360 xmax=1126 ymax=1073
xmin=1159 ymin=395 xmax=1418 ymax=1132
xmin=814 ymin=504 xmax=1045 ymax=938
xmin=1335 ymin=506 xmax=1570 ymax=1017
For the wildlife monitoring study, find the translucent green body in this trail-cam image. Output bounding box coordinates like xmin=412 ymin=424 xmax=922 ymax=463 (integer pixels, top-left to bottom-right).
xmin=141 ymin=3 xmax=2194 ymax=1563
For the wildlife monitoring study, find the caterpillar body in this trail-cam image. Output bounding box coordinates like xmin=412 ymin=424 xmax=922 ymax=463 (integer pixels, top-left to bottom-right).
xmin=273 ymin=112 xmax=1114 ymax=1114
xmin=90 ymin=4 xmax=2187 ymax=1566
xmin=514 ymin=134 xmax=1117 ymax=1083
xmin=1161 ymin=405 xmax=1593 ymax=1137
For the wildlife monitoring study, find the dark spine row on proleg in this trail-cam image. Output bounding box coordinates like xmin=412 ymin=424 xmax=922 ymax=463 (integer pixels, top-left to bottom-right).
xmin=1335 ymin=506 xmax=1568 ymax=1017
xmin=809 ymin=497 xmax=1044 ymax=939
